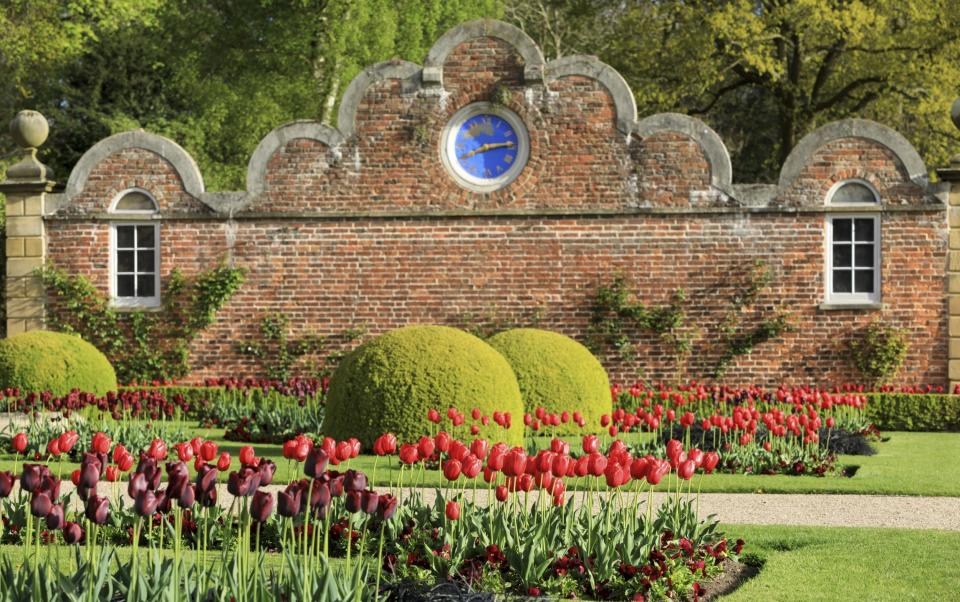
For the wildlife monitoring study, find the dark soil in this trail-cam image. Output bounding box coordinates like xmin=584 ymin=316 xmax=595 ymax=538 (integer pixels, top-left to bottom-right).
xmin=700 ymin=557 xmax=761 ymax=601
xmin=658 ymin=424 xmax=876 ymax=456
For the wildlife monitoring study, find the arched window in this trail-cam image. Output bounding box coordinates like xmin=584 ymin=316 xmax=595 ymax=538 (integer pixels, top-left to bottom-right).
xmin=825 ymin=180 xmax=880 ymax=305
xmin=109 ymin=189 xmax=160 ymax=308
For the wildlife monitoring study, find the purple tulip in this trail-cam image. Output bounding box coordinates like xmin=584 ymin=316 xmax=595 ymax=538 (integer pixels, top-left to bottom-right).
xmin=250 ymin=491 xmax=274 ymax=523
xmin=278 ymin=489 xmax=301 ymax=518
xmin=178 ymin=484 xmax=196 ymax=509
xmin=257 ymin=460 xmax=276 ymax=486
xmin=134 ymin=491 xmax=158 ymax=517
xmin=85 ymin=495 xmax=110 ymax=525
xmin=128 ymin=473 xmax=147 ymax=499
xmin=227 ymin=467 xmax=260 ymax=498
xmin=21 ymin=464 xmax=43 ymax=493
xmin=377 ymin=494 xmax=398 ymax=520
xmin=311 ymin=482 xmax=331 ymax=511
xmin=361 ymin=490 xmax=379 ymax=514
xmin=79 ymin=462 xmax=99 ymax=489
xmin=46 ymin=504 xmax=64 ymax=529
xmin=304 ymin=448 xmax=328 ymax=479
xmin=0 ymin=472 xmax=14 ymax=498
xmin=62 ymin=522 xmax=84 ymax=544
xmin=343 ymin=470 xmax=367 ymax=493
xmin=38 ymin=475 xmax=60 ymax=499
xmin=31 ymin=492 xmax=52 ymax=517
xmin=196 ymin=465 xmax=218 ymax=493
xmin=199 ymin=485 xmax=217 ymax=508
xmin=345 ymin=490 xmax=362 ymax=513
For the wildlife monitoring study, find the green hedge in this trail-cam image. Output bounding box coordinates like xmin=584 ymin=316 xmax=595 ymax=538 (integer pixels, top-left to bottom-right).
xmin=0 ymin=330 xmax=116 ymax=396
xmin=488 ymin=328 xmax=611 ymax=434
xmin=323 ymin=325 xmax=525 ymax=447
xmin=865 ymin=393 xmax=960 ymax=432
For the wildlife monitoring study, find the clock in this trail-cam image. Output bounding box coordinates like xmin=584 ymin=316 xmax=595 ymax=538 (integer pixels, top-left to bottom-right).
xmin=440 ymin=102 xmax=529 ymax=192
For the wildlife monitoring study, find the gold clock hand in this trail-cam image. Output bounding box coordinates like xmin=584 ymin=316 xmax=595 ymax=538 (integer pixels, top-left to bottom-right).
xmin=459 ymin=140 xmax=515 ymax=160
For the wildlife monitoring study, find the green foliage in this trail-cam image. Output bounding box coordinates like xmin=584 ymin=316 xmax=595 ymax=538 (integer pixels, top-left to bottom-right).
xmin=714 ymin=260 xmax=793 ymax=378
xmin=0 ymin=330 xmax=116 ymax=396
xmin=323 ymin=325 xmax=524 ymax=447
xmin=39 ymin=263 xmax=244 ymax=384
xmin=507 ymin=0 xmax=960 ymax=181
xmin=487 ymin=328 xmax=610 ymax=434
xmin=235 ymin=312 xmax=364 ymax=380
xmin=864 ymin=393 xmax=960 ymax=432
xmin=587 ymin=276 xmax=692 ymax=374
xmin=849 ymin=321 xmax=909 ymax=384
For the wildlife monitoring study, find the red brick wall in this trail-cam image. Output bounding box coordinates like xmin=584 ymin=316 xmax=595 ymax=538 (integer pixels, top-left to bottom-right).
xmin=44 ymin=34 xmax=948 ymax=387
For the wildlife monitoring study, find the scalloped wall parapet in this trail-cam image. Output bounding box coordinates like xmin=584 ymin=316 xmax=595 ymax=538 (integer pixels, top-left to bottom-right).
xmin=57 ymin=19 xmax=936 ymax=215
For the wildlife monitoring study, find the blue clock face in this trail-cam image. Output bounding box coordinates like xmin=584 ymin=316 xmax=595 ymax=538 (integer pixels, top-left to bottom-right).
xmin=453 ymin=114 xmax=520 ymax=180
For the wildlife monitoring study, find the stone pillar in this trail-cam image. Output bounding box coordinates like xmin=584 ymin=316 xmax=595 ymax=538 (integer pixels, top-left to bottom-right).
xmin=0 ymin=110 xmax=55 ymax=337
xmin=941 ymin=99 xmax=960 ymax=388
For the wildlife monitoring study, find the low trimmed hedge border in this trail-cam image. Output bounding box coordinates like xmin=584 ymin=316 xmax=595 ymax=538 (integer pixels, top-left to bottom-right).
xmin=865 ymin=393 xmax=960 ymax=432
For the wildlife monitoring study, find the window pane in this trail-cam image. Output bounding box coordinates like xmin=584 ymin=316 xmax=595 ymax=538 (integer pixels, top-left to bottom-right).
xmin=117 ymin=250 xmax=135 ymax=273
xmin=833 ymin=244 xmax=852 ymax=267
xmin=137 ymin=276 xmax=156 ymax=298
xmin=116 ymin=226 xmax=135 ymax=248
xmin=137 ymin=250 xmax=155 ymax=272
xmin=854 ymin=219 xmax=875 ymax=241
xmin=854 ymin=244 xmax=874 ymax=268
xmin=136 ymin=226 xmax=155 ymax=248
xmin=831 ymin=182 xmax=876 ymax=204
xmin=117 ymin=274 xmax=135 ymax=297
xmin=832 ymin=219 xmax=852 ymax=241
xmin=833 ymin=269 xmax=852 ymax=293
xmin=854 ymin=269 xmax=874 ymax=293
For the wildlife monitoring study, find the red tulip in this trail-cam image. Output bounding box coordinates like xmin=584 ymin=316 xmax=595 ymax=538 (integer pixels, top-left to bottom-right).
xmin=448 ymin=440 xmax=468 ymax=462
xmin=116 ymin=452 xmax=134 ymax=472
xmin=495 ymin=485 xmax=508 ymax=502
xmin=687 ymin=448 xmax=704 ymax=468
xmin=112 ymin=444 xmax=128 ymax=464
xmin=239 ymin=445 xmax=256 ymax=467
xmin=630 ymin=457 xmax=650 ymax=480
xmin=417 ymin=436 xmax=435 ymax=459
xmin=435 ymin=432 xmax=451 ymax=454
xmin=582 ymin=435 xmax=599 ymax=454
xmin=826 ymin=417 xmax=836 ymax=428
xmin=470 ymin=439 xmax=489 ymax=459
xmin=70 ymin=469 xmax=81 ymax=487
xmin=442 ymin=459 xmax=462 ymax=482
xmin=604 ymin=463 xmax=627 ymax=488
xmin=462 ymin=454 xmax=482 ymax=479
xmin=646 ymin=460 xmax=670 ymax=486
xmin=678 ymin=459 xmax=696 ymax=480
xmin=216 ymin=452 xmax=231 ymax=471
xmin=445 ymin=500 xmax=460 ymax=521
xmin=91 ymin=432 xmax=111 ymax=455
xmin=12 ymin=432 xmax=27 ymax=454
xmin=58 ymin=431 xmax=79 ymax=453
xmin=374 ymin=433 xmax=397 ymax=456
xmin=666 ymin=439 xmax=683 ymax=463
xmin=200 ymin=440 xmax=217 ymax=462
xmin=702 ymin=452 xmax=720 ymax=474
xmin=46 ymin=438 xmax=61 ymax=457
xmin=105 ymin=465 xmax=119 ymax=482
xmin=148 ymin=438 xmax=167 ymax=460
xmin=177 ymin=443 xmax=194 ymax=462
xmin=398 ymin=443 xmax=419 ymax=465
xmin=587 ymin=453 xmax=607 ymax=477
xmin=427 ymin=409 xmax=441 ymax=423
xmin=471 ymin=408 xmax=481 ymax=420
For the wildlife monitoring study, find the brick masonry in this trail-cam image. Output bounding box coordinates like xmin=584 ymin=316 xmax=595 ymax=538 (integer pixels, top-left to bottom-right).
xmin=27 ymin=19 xmax=953 ymax=386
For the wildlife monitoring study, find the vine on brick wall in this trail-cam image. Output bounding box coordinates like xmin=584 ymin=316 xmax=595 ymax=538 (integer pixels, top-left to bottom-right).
xmin=39 ymin=262 xmax=244 ymax=383
xmin=455 ymin=303 xmax=546 ymax=340
xmin=587 ymin=276 xmax=693 ymax=378
xmin=713 ymin=259 xmax=793 ymax=378
xmin=235 ymin=312 xmax=365 ymax=380
xmin=849 ymin=320 xmax=909 ymax=384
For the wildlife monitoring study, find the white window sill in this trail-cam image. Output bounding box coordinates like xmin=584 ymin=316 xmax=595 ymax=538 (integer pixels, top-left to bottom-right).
xmin=111 ymin=300 xmax=162 ymax=312
xmin=818 ymin=302 xmax=883 ymax=311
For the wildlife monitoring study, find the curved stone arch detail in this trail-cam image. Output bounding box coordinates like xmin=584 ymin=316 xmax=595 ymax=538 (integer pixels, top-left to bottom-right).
xmin=423 ymin=19 xmax=545 ymax=86
xmin=545 ymin=55 xmax=637 ymax=135
xmin=779 ymin=118 xmax=929 ymax=191
xmin=337 ymin=60 xmax=422 ymax=139
xmin=245 ymin=120 xmax=345 ymax=197
xmin=634 ymin=113 xmax=733 ymax=193
xmin=64 ymin=130 xmax=206 ymax=202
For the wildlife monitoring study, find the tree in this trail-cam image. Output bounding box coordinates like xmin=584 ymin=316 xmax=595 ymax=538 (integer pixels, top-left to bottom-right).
xmin=507 ymin=0 xmax=960 ymax=181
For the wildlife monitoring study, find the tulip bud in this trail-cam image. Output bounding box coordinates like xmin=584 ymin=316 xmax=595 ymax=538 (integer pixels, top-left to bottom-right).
xmin=445 ymin=500 xmax=460 ymax=521
xmin=62 ymin=522 xmax=84 ymax=545
xmin=250 ymin=490 xmax=274 ymax=522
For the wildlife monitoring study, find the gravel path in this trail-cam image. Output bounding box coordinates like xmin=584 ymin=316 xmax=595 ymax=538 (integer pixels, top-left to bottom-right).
xmin=33 ymin=481 xmax=960 ymax=531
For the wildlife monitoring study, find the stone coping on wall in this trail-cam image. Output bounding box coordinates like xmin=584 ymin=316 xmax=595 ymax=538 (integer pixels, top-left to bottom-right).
xmin=42 ymin=202 xmax=945 ymax=222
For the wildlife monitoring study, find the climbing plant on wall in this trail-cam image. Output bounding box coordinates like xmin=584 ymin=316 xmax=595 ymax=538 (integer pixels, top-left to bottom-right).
xmin=39 ymin=262 xmax=244 ymax=383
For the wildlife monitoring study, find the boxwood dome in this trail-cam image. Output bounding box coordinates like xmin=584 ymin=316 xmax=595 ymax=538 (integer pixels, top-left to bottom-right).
xmin=0 ymin=330 xmax=117 ymax=396
xmin=487 ymin=328 xmax=611 ymax=434
xmin=323 ymin=325 xmax=525 ymax=447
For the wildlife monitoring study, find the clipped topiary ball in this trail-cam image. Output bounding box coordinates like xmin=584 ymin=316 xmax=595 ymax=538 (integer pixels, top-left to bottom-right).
xmin=323 ymin=325 xmax=525 ymax=447
xmin=487 ymin=328 xmax=611 ymax=434
xmin=0 ymin=330 xmax=117 ymax=396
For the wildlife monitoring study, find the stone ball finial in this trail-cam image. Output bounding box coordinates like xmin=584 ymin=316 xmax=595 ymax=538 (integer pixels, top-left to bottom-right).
xmin=10 ymin=110 xmax=49 ymax=149
xmin=952 ymin=98 xmax=960 ymax=132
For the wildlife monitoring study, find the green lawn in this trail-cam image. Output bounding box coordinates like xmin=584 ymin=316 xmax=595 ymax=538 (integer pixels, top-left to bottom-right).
xmin=721 ymin=524 xmax=960 ymax=601
xmin=3 ymin=429 xmax=959 ymax=496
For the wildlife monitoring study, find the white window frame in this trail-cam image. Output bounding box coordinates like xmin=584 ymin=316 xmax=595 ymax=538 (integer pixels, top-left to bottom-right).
xmin=825 ymin=214 xmax=881 ymax=305
xmin=109 ymin=189 xmax=161 ymax=309
xmin=108 ymin=187 xmax=160 ymax=214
